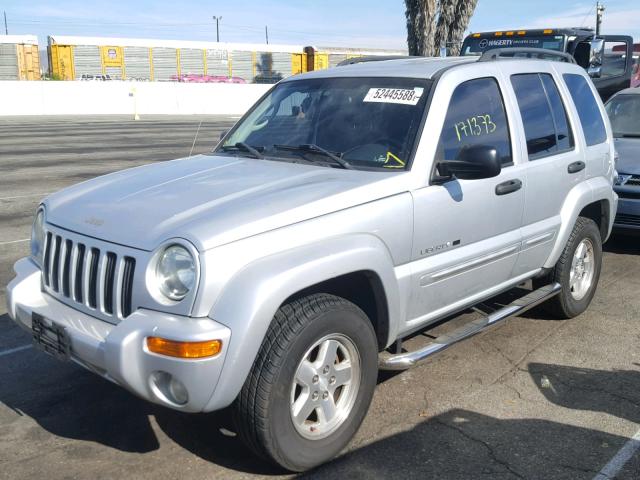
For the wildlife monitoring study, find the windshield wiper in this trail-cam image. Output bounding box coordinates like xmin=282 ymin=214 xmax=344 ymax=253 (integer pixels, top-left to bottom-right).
xmin=273 ymin=144 xmax=352 ymax=170
xmin=221 ymin=142 xmax=264 ymax=159
xmin=617 ymin=133 xmax=640 ymax=138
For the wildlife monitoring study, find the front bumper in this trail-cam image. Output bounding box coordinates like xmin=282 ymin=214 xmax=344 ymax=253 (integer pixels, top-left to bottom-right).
xmin=613 ymin=190 xmax=640 ymax=232
xmin=7 ymin=257 xmax=231 ymax=413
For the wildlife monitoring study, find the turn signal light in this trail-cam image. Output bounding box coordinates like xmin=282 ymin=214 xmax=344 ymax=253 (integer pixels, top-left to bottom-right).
xmin=146 ymin=337 xmax=222 ymax=358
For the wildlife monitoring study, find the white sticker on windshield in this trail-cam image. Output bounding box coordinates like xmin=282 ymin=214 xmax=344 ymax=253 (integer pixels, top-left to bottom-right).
xmin=363 ymin=87 xmax=424 ymax=105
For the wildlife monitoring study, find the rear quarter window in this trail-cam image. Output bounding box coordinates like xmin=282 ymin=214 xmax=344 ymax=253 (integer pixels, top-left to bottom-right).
xmin=562 ymin=74 xmax=607 ymax=146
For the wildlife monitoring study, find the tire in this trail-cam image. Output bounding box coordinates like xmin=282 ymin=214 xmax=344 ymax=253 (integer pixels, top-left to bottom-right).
xmin=233 ymin=293 xmax=379 ymax=472
xmin=545 ymin=217 xmax=602 ymax=319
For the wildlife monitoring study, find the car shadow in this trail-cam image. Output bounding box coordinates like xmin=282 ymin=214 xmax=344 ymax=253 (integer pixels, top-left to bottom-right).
xmin=528 ymin=362 xmax=640 ymax=424
xmin=0 ymin=342 xmax=284 ymax=475
xmin=306 ymin=408 xmax=632 ymax=479
xmin=3 ymin=337 xmax=638 ymax=477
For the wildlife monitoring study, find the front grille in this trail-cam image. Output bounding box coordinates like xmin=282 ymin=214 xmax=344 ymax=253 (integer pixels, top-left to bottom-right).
xmin=626 ymin=175 xmax=640 ymax=187
xmin=42 ymin=229 xmax=137 ymax=322
xmin=615 ymin=213 xmax=640 ymax=227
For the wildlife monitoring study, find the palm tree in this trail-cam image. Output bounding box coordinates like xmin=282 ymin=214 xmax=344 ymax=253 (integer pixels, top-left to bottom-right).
xmin=405 ymin=0 xmax=438 ymax=56
xmin=405 ymin=0 xmax=478 ymax=56
xmin=447 ymin=0 xmax=478 ymax=55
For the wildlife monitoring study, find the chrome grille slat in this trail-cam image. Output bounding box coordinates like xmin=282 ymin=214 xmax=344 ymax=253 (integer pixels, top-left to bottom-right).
xmin=97 ymin=252 xmax=108 ymax=313
xmin=51 ymin=236 xmax=61 ymax=292
xmin=114 ymin=256 xmax=126 ymax=318
xmin=74 ymin=244 xmax=86 ymax=303
xmin=42 ymin=232 xmax=52 ymax=287
xmin=103 ymin=252 xmax=117 ymax=315
xmin=41 ymin=227 xmax=138 ymax=323
xmin=83 ymin=246 xmax=93 ymax=308
xmin=88 ymin=248 xmax=100 ymax=309
xmin=69 ymin=242 xmax=79 ymax=300
xmin=121 ymin=257 xmax=136 ymax=318
xmin=62 ymin=239 xmax=72 ymax=297
xmin=57 ymin=237 xmax=67 ymax=294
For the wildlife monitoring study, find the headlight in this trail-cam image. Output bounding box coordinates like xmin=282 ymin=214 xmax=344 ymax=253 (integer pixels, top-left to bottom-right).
xmin=31 ymin=208 xmax=45 ymax=266
xmin=155 ymin=245 xmax=196 ymax=301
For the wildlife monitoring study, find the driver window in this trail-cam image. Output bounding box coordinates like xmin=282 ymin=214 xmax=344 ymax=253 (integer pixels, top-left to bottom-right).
xmin=436 ymin=77 xmax=513 ymax=167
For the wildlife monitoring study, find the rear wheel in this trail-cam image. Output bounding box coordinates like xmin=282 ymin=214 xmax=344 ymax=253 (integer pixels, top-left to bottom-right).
xmin=545 ymin=217 xmax=602 ymax=318
xmin=233 ymin=294 xmax=378 ymax=471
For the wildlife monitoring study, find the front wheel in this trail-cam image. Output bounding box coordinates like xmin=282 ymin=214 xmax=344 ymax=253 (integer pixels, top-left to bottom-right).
xmin=233 ymin=294 xmax=378 ymax=471
xmin=545 ymin=217 xmax=603 ymax=318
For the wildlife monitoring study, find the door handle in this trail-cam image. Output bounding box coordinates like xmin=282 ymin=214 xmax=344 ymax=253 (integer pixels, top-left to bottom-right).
xmin=568 ymin=161 xmax=586 ymax=174
xmin=495 ymin=179 xmax=522 ymax=196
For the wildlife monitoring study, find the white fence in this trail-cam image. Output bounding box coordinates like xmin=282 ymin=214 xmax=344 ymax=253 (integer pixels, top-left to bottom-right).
xmin=0 ymin=81 xmax=272 ymax=116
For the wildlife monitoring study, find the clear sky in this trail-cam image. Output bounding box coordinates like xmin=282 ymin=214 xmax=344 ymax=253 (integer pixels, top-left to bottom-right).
xmin=2 ymin=0 xmax=638 ymax=49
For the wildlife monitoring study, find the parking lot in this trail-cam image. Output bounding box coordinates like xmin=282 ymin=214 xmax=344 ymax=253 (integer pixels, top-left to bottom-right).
xmin=1 ymin=116 xmax=639 ymax=480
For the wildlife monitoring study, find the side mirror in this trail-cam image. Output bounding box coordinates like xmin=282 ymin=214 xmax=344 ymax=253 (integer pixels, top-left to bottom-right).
xmin=588 ymin=37 xmax=604 ymax=78
xmin=436 ymin=144 xmax=501 ymax=182
xmin=219 ymin=129 xmax=229 ymax=141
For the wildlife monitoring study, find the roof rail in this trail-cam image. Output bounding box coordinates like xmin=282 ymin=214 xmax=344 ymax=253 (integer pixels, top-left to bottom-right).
xmin=336 ymin=55 xmax=409 ymax=67
xmin=478 ymin=48 xmax=576 ymax=64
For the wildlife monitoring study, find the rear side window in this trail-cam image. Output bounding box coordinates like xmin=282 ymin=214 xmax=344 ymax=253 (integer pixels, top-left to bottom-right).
xmin=563 ymin=74 xmax=607 ymax=146
xmin=437 ymin=77 xmax=512 ymax=166
xmin=511 ymin=73 xmax=574 ymax=159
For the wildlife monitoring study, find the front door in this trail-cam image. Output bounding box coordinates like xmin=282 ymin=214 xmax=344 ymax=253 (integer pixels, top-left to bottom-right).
xmin=406 ymin=76 xmax=525 ymax=331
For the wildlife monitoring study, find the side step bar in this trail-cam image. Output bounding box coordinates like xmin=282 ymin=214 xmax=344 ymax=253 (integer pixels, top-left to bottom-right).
xmin=379 ymin=283 xmax=562 ymax=371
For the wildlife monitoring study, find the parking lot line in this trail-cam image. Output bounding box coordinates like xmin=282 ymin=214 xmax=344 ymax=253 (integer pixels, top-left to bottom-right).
xmin=0 ymin=239 xmax=29 ymax=246
xmin=592 ymin=429 xmax=640 ymax=480
xmin=0 ymin=192 xmax=50 ymax=201
xmin=0 ymin=344 xmax=32 ymax=358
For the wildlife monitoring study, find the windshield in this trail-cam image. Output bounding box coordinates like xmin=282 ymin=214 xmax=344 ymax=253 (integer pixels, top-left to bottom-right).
xmin=461 ymin=35 xmax=566 ymax=56
xmin=605 ymin=94 xmax=640 ymax=137
xmin=216 ymin=77 xmax=432 ymax=170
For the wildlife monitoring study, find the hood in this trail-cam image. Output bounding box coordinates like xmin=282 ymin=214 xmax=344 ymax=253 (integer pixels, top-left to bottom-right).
xmin=614 ymin=137 xmax=640 ymax=175
xmin=45 ymin=154 xmax=407 ymax=251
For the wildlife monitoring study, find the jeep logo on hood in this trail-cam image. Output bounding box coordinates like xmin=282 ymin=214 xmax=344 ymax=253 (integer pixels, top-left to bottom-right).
xmin=84 ymin=216 xmax=104 ymax=226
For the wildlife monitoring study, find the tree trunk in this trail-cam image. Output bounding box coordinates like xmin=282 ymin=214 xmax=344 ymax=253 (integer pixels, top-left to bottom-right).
xmin=447 ymin=0 xmax=478 ymax=56
xmin=434 ymin=0 xmax=457 ymax=55
xmin=406 ymin=0 xmax=479 ymax=57
xmin=404 ymin=0 xmax=438 ymax=56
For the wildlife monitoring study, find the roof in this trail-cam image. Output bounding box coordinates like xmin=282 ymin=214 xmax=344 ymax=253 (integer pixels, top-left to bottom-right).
xmin=311 ymin=45 xmax=408 ymax=55
xmin=610 ymin=87 xmax=640 ymax=97
xmin=48 ymin=35 xmax=304 ymax=53
xmin=467 ymin=28 xmax=595 ymax=38
xmin=284 ymin=56 xmax=477 ymax=81
xmin=0 ymin=34 xmax=38 ymax=45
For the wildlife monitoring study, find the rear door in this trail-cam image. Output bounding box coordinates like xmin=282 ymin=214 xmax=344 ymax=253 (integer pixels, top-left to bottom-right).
xmin=507 ymin=70 xmax=585 ymax=275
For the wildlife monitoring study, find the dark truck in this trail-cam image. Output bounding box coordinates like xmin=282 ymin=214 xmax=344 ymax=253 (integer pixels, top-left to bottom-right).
xmin=461 ymin=28 xmax=634 ymax=101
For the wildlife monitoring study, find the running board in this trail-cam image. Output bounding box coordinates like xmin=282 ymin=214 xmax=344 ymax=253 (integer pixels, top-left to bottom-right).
xmin=379 ymin=283 xmax=562 ymax=371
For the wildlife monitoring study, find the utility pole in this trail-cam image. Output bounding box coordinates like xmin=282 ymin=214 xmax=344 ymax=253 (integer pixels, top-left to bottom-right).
xmin=595 ymin=2 xmax=605 ymax=35
xmin=265 ymin=25 xmax=269 ymax=44
xmin=212 ymin=15 xmax=221 ymax=42
xmin=4 ymin=11 xmax=8 ymax=35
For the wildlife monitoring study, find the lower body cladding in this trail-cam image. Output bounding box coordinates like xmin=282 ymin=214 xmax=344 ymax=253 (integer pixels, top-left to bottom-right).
xmin=6 ymin=258 xmax=231 ymax=413
xmin=613 ymin=193 xmax=640 ymax=233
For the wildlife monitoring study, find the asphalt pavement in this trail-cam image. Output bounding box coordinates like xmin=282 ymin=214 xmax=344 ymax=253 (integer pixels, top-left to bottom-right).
xmin=0 ymin=115 xmax=639 ymax=480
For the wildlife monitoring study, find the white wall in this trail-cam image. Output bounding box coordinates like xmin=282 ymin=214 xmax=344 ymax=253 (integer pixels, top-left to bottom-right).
xmin=0 ymin=81 xmax=272 ymax=116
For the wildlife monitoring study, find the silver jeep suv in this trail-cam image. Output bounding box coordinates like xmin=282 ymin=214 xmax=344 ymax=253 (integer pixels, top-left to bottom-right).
xmin=7 ymin=54 xmax=617 ymax=471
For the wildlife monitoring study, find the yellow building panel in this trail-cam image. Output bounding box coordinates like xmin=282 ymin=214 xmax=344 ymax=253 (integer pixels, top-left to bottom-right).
xmin=100 ymin=46 xmax=124 ymax=67
xmin=291 ymin=53 xmax=307 ymax=75
xmin=50 ymin=45 xmax=75 ymax=80
xmin=149 ymin=47 xmax=154 ymax=81
xmin=17 ymin=44 xmax=41 ymax=80
xmin=314 ymin=53 xmax=329 ymax=70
